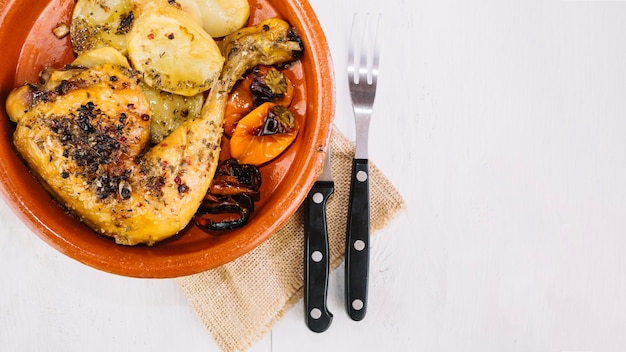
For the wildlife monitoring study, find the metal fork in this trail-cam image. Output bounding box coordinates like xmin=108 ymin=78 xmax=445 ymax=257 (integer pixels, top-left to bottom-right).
xmin=345 ymin=12 xmax=381 ymax=322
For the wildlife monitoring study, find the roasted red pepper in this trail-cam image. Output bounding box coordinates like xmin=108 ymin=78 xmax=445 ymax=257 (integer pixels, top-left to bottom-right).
xmin=224 ymin=74 xmax=255 ymax=137
xmin=229 ymin=102 xmax=299 ymax=166
xmin=223 ymin=65 xmax=294 ymax=137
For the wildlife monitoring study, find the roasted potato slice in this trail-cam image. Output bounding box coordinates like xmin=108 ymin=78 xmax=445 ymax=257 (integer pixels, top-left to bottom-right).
xmin=140 ymin=83 xmax=204 ymax=144
xmin=194 ymin=0 xmax=250 ymax=38
xmin=70 ymin=0 xmax=134 ymax=55
xmin=127 ymin=0 xmax=225 ymax=96
xmin=174 ymin=0 xmax=205 ymax=26
xmin=72 ymin=46 xmax=131 ymax=68
xmin=171 ymin=0 xmax=249 ymax=38
xmin=70 ymin=46 xmax=203 ymax=144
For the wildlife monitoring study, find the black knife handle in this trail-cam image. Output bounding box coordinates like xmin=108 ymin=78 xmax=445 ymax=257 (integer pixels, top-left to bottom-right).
xmin=345 ymin=158 xmax=370 ymax=321
xmin=304 ymin=180 xmax=334 ymax=332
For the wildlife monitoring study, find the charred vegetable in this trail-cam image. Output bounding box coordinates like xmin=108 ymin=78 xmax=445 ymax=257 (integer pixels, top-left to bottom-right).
xmin=195 ymin=159 xmax=261 ymax=232
xmin=250 ymin=65 xmax=294 ymax=106
xmin=224 ymin=65 xmax=295 ymax=136
xmin=229 ymin=102 xmax=299 ymax=166
xmin=224 ymin=73 xmax=255 ymax=136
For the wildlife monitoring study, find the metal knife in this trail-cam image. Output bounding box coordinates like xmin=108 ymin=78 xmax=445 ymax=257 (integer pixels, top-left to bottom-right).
xmin=303 ymin=145 xmax=333 ymax=332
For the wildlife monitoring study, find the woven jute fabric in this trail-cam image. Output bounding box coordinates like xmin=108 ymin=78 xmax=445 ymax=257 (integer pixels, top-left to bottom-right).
xmin=177 ymin=127 xmax=406 ymax=352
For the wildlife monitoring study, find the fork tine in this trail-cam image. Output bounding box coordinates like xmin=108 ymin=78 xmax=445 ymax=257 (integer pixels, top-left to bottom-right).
xmin=370 ymin=14 xmax=381 ymax=84
xmin=357 ymin=16 xmax=369 ymax=85
xmin=347 ymin=13 xmax=358 ymax=84
xmin=348 ymin=13 xmax=382 ymax=86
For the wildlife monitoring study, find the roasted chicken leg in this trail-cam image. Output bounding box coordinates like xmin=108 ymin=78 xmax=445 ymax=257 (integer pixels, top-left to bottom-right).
xmin=6 ymin=18 xmax=304 ymax=245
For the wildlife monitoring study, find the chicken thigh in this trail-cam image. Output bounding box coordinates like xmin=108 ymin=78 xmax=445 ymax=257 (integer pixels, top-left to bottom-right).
xmin=6 ymin=18 xmax=303 ymax=245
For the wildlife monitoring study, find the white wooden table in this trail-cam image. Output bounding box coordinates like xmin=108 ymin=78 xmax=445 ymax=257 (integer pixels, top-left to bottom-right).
xmin=3 ymin=0 xmax=626 ymax=350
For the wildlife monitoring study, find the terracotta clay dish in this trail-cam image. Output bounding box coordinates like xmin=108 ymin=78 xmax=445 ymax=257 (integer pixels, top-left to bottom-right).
xmin=0 ymin=0 xmax=334 ymax=277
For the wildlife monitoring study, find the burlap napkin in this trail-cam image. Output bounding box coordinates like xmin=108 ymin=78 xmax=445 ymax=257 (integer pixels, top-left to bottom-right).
xmin=177 ymin=127 xmax=406 ymax=352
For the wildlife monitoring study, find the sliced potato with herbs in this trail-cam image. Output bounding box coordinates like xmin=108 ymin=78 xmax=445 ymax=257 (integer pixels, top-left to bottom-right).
xmin=140 ymin=82 xmax=204 ymax=144
xmin=72 ymin=46 xmax=131 ymax=68
xmin=72 ymin=49 xmax=203 ymax=144
xmin=175 ymin=0 xmax=205 ymax=27
xmin=70 ymin=46 xmax=202 ymax=143
xmin=127 ymin=0 xmax=225 ymax=96
xmin=70 ymin=0 xmax=134 ymax=55
xmin=193 ymin=0 xmax=250 ymax=38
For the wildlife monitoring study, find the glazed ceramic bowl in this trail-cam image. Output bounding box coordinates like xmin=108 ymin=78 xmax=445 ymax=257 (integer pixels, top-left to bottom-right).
xmin=0 ymin=0 xmax=334 ymax=277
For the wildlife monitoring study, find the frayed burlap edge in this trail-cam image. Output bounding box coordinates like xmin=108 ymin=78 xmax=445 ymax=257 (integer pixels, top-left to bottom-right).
xmin=177 ymin=127 xmax=406 ymax=352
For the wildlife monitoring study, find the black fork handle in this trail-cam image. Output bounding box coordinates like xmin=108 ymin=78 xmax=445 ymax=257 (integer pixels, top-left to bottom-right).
xmin=345 ymin=158 xmax=370 ymax=321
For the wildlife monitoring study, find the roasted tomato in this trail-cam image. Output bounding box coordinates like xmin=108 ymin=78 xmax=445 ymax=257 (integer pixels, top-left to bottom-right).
xmin=249 ymin=65 xmax=294 ymax=106
xmin=223 ymin=65 xmax=294 ymax=136
xmin=224 ymin=74 xmax=254 ymax=136
xmin=230 ymin=102 xmax=299 ymax=166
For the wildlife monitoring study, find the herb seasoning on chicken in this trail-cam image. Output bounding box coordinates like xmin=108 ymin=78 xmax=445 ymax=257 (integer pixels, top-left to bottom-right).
xmin=5 ymin=18 xmax=304 ymax=246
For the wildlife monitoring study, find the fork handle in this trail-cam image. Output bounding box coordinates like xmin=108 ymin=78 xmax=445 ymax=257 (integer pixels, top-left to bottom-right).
xmin=304 ymin=180 xmax=334 ymax=332
xmin=345 ymin=158 xmax=370 ymax=321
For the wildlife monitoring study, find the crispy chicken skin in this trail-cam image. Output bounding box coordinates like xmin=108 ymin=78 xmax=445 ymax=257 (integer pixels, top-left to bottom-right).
xmin=10 ymin=64 xmax=218 ymax=245
xmin=5 ymin=18 xmax=304 ymax=245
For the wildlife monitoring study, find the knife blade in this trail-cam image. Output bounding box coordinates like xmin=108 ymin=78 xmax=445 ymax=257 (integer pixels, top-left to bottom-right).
xmin=303 ymin=145 xmax=333 ymax=332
